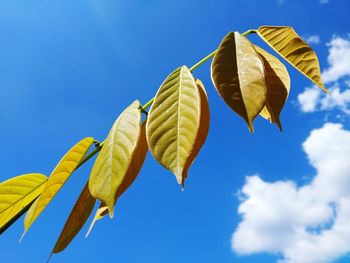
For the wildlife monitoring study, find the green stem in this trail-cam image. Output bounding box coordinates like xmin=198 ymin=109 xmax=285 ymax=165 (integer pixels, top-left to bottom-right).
xmin=75 ymin=28 xmax=257 ymax=170
xmin=141 ymin=98 xmax=155 ymax=110
xmin=189 ymin=49 xmax=217 ymax=72
xmin=242 ymin=29 xmax=257 ymax=36
xmin=75 ymin=141 xmax=105 ymax=170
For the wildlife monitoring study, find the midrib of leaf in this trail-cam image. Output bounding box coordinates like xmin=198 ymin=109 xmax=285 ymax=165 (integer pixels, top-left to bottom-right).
xmin=0 ymin=179 xmax=47 ymax=220
xmin=176 ymin=67 xmax=184 ymax=178
xmin=107 ymin=121 xmax=120 ymax=195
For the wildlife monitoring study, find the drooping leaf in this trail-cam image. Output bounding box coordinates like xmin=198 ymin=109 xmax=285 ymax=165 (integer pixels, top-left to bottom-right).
xmin=146 ymin=66 xmax=201 ymax=185
xmin=89 ymin=100 xmax=142 ymax=218
xmin=211 ymin=31 xmax=267 ymax=132
xmin=257 ymin=26 xmax=328 ymax=93
xmin=86 ymin=123 xmax=148 ymax=236
xmin=255 ymin=45 xmax=291 ymax=130
xmin=23 ymin=137 xmax=94 ymax=235
xmin=0 ymin=173 xmax=47 ymax=234
xmin=181 ymin=79 xmax=210 ymax=188
xmin=51 ymin=182 xmax=96 ymax=254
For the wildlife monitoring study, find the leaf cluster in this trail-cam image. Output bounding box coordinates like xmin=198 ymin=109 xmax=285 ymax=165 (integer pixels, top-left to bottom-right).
xmin=0 ymin=25 xmax=327 ymax=259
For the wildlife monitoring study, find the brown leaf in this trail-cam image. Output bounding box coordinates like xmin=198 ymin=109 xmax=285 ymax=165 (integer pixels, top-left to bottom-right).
xmin=257 ymin=26 xmax=327 ymax=93
xmin=51 ymin=182 xmax=96 ymax=254
xmin=211 ymin=32 xmax=267 ymax=132
xmin=255 ymin=45 xmax=291 ymax=130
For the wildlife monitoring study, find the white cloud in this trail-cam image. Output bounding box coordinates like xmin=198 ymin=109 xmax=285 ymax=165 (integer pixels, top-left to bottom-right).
xmin=298 ymin=84 xmax=350 ymax=115
xmin=322 ymin=36 xmax=350 ymax=84
xmin=298 ymin=35 xmax=350 ymax=116
xmin=321 ymin=85 xmax=350 ymax=114
xmin=305 ymin=35 xmax=320 ymax=45
xmin=232 ymin=123 xmax=350 ymax=263
xmin=297 ymin=86 xmax=322 ymax=112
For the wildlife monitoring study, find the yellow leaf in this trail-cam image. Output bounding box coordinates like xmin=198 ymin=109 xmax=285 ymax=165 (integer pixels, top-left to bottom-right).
xmin=146 ymin=66 xmax=201 ymax=185
xmin=23 ymin=137 xmax=94 ymax=235
xmin=255 ymin=45 xmax=291 ymax=130
xmin=181 ymin=79 xmax=210 ymax=188
xmin=89 ymin=100 xmax=142 ymax=218
xmin=211 ymin=31 xmax=267 ymax=132
xmin=257 ymin=26 xmax=328 ymax=93
xmin=51 ymin=182 xmax=96 ymax=254
xmin=86 ymin=122 xmax=148 ymax=236
xmin=0 ymin=173 xmax=47 ymax=234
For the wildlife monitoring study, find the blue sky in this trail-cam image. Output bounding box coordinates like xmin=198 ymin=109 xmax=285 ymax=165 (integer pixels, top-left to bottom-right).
xmin=1 ymin=0 xmax=350 ymax=262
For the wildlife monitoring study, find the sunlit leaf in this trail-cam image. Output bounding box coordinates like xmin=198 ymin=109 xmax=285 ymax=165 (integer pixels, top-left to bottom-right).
xmin=86 ymin=123 xmax=148 ymax=236
xmin=51 ymin=182 xmax=96 ymax=254
xmin=257 ymin=26 xmax=328 ymax=93
xmin=146 ymin=66 xmax=201 ymax=185
xmin=23 ymin=137 xmax=94 ymax=235
xmin=211 ymin=31 xmax=267 ymax=132
xmin=89 ymin=100 xmax=142 ymax=218
xmin=255 ymin=45 xmax=291 ymax=130
xmin=0 ymin=173 xmax=47 ymax=234
xmin=181 ymin=79 xmax=210 ymax=188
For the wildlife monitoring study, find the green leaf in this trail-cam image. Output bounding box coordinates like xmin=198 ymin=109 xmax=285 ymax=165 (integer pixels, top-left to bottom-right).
xmin=181 ymin=79 xmax=210 ymax=187
xmin=211 ymin=31 xmax=268 ymax=132
xmin=23 ymin=137 xmax=94 ymax=236
xmin=89 ymin=100 xmax=142 ymax=218
xmin=257 ymin=26 xmax=328 ymax=93
xmin=86 ymin=122 xmax=148 ymax=236
xmin=0 ymin=173 xmax=47 ymax=234
xmin=146 ymin=66 xmax=201 ymax=185
xmin=51 ymin=182 xmax=96 ymax=254
xmin=255 ymin=45 xmax=291 ymax=130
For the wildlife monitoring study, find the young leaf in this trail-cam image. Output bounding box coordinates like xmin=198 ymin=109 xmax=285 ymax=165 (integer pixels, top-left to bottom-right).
xmin=89 ymin=100 xmax=142 ymax=218
xmin=23 ymin=137 xmax=94 ymax=235
xmin=86 ymin=123 xmax=148 ymax=236
xmin=257 ymin=26 xmax=328 ymax=93
xmin=51 ymin=182 xmax=96 ymax=254
xmin=181 ymin=79 xmax=210 ymax=188
xmin=211 ymin=31 xmax=267 ymax=132
xmin=255 ymin=45 xmax=291 ymax=130
xmin=146 ymin=66 xmax=201 ymax=185
xmin=0 ymin=173 xmax=48 ymax=234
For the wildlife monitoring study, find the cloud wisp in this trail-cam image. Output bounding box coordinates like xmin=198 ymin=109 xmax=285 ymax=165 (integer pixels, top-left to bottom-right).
xmin=298 ymin=35 xmax=350 ymax=116
xmin=322 ymin=35 xmax=350 ymax=84
xmin=232 ymin=123 xmax=350 ymax=263
xmin=305 ymin=35 xmax=320 ymax=45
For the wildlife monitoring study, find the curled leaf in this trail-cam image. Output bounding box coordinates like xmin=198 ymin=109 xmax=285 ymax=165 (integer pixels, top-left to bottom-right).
xmin=23 ymin=137 xmax=94 ymax=235
xmin=211 ymin=31 xmax=267 ymax=132
xmin=146 ymin=66 xmax=201 ymax=185
xmin=51 ymin=182 xmax=96 ymax=254
xmin=255 ymin=45 xmax=291 ymax=130
xmin=257 ymin=26 xmax=327 ymax=93
xmin=0 ymin=173 xmax=47 ymax=234
xmin=181 ymin=79 xmax=210 ymax=187
xmin=89 ymin=100 xmax=142 ymax=218
xmin=86 ymin=123 xmax=148 ymax=236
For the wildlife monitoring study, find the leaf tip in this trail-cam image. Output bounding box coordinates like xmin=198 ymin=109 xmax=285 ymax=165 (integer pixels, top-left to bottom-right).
xmin=108 ymin=207 xmax=114 ymax=219
xmin=276 ymin=119 xmax=283 ymax=132
xmin=247 ymin=121 xmax=255 ymax=133
xmin=19 ymin=230 xmax=27 ymax=243
xmin=46 ymin=252 xmax=54 ymax=263
xmin=321 ymin=85 xmax=329 ymax=94
xmin=86 ymin=219 xmax=97 ymax=238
